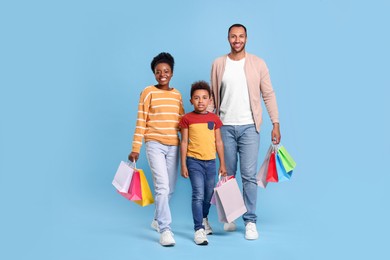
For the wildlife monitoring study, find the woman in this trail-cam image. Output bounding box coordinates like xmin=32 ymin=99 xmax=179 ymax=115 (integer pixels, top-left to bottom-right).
xmin=128 ymin=52 xmax=184 ymax=247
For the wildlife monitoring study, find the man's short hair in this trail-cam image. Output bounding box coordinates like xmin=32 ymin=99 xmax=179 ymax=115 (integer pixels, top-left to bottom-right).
xmin=228 ymin=24 xmax=247 ymax=35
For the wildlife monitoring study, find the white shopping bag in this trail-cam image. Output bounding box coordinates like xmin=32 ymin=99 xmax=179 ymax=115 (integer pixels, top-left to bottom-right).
xmin=112 ymin=161 xmax=135 ymax=193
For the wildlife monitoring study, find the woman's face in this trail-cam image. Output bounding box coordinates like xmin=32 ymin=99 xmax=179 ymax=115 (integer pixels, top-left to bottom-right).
xmin=154 ymin=63 xmax=173 ymax=88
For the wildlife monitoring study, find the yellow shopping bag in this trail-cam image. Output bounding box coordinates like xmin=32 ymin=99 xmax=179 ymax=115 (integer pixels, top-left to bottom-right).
xmin=133 ymin=169 xmax=154 ymax=207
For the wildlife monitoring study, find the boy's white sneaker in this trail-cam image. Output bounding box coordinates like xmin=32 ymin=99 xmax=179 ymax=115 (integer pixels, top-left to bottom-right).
xmin=223 ymin=221 xmax=236 ymax=231
xmin=160 ymin=230 xmax=175 ymax=246
xmin=202 ymin=218 xmax=213 ymax=235
xmin=245 ymin=222 xmax=259 ymax=240
xmin=194 ymin=228 xmax=208 ymax=245
xmin=151 ymin=220 xmax=159 ymax=232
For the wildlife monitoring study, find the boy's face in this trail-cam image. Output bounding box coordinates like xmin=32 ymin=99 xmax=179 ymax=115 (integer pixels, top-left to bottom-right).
xmin=190 ymin=89 xmax=210 ymax=113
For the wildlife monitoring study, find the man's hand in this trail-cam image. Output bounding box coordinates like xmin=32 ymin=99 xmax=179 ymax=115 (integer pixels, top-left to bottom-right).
xmin=271 ymin=123 xmax=281 ymax=144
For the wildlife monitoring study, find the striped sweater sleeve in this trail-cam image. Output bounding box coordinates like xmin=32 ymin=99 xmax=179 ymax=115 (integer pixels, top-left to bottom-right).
xmin=179 ymin=95 xmax=185 ymax=120
xmin=131 ymin=88 xmax=151 ymax=153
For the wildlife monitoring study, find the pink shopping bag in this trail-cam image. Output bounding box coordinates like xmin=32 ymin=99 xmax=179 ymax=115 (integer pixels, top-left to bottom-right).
xmin=214 ymin=177 xmax=247 ymax=223
xmin=133 ymin=169 xmax=154 ymax=207
xmin=257 ymin=145 xmax=273 ymax=188
xmin=129 ymin=171 xmax=142 ymax=200
xmin=210 ymin=175 xmax=234 ymax=205
xmin=117 ymin=170 xmax=142 ymax=201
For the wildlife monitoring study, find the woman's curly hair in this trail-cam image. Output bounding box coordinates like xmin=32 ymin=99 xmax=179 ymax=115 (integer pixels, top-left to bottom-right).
xmin=151 ymin=52 xmax=175 ymax=72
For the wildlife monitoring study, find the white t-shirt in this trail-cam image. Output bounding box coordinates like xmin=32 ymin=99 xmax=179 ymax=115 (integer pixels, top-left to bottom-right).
xmin=220 ymin=57 xmax=254 ymax=125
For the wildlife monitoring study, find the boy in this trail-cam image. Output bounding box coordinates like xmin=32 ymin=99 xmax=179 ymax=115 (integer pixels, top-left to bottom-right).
xmin=179 ymin=81 xmax=227 ymax=245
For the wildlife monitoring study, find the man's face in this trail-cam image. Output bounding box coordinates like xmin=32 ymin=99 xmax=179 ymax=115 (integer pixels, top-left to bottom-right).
xmin=228 ymin=26 xmax=247 ymax=54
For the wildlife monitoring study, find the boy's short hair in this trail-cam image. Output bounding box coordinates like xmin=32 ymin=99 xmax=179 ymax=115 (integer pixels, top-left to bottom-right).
xmin=190 ymin=80 xmax=211 ymax=97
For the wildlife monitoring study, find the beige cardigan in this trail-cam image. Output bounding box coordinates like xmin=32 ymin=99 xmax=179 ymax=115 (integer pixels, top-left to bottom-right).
xmin=210 ymin=52 xmax=279 ymax=132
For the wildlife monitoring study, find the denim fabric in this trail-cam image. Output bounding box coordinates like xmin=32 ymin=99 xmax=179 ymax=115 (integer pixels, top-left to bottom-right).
xmin=220 ymin=124 xmax=260 ymax=223
xmin=145 ymin=141 xmax=179 ymax=233
xmin=187 ymin=157 xmax=216 ymax=231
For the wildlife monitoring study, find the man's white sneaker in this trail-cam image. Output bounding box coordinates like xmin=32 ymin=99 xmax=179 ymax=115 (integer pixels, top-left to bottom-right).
xmin=245 ymin=222 xmax=259 ymax=240
xmin=194 ymin=228 xmax=208 ymax=245
xmin=223 ymin=221 xmax=236 ymax=231
xmin=202 ymin=218 xmax=213 ymax=235
xmin=151 ymin=220 xmax=159 ymax=232
xmin=160 ymin=230 xmax=175 ymax=246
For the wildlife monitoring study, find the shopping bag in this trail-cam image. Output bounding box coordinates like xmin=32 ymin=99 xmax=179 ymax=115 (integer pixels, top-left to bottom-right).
xmin=112 ymin=161 xmax=135 ymax=193
xmin=257 ymin=145 xmax=273 ymax=188
xmin=117 ymin=170 xmax=142 ymax=201
xmin=214 ymin=177 xmax=247 ymax=223
xmin=210 ymin=175 xmax=234 ymax=205
xmin=133 ymin=169 xmax=154 ymax=207
xmin=266 ymin=150 xmax=278 ymax=182
xmin=129 ymin=171 xmax=142 ymax=200
xmin=277 ymin=146 xmax=296 ymax=172
xmin=276 ymin=152 xmax=292 ymax=182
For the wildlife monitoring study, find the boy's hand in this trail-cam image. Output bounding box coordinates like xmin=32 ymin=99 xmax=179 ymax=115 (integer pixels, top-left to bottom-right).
xmin=219 ymin=165 xmax=227 ymax=177
xmin=181 ymin=166 xmax=189 ymax=178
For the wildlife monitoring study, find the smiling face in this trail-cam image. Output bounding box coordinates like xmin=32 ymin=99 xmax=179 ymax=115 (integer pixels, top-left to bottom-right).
xmin=154 ymin=62 xmax=173 ymax=89
xmin=228 ymin=26 xmax=247 ymax=55
xmin=190 ymin=89 xmax=210 ymax=114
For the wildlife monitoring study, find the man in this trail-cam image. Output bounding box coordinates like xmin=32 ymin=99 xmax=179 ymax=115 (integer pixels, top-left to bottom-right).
xmin=210 ymin=24 xmax=281 ymax=240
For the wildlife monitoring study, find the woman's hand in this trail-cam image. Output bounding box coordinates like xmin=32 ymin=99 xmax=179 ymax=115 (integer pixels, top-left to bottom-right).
xmin=128 ymin=152 xmax=139 ymax=163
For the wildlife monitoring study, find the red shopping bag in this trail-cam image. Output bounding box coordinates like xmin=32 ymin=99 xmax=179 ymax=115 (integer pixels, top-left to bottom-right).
xmin=266 ymin=151 xmax=278 ymax=182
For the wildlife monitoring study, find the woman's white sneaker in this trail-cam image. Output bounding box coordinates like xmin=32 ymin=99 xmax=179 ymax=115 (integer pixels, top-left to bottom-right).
xmin=151 ymin=220 xmax=159 ymax=232
xmin=245 ymin=222 xmax=259 ymax=240
xmin=160 ymin=230 xmax=175 ymax=246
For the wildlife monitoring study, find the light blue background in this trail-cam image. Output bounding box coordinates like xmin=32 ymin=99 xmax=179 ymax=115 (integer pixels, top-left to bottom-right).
xmin=1 ymin=0 xmax=389 ymax=259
